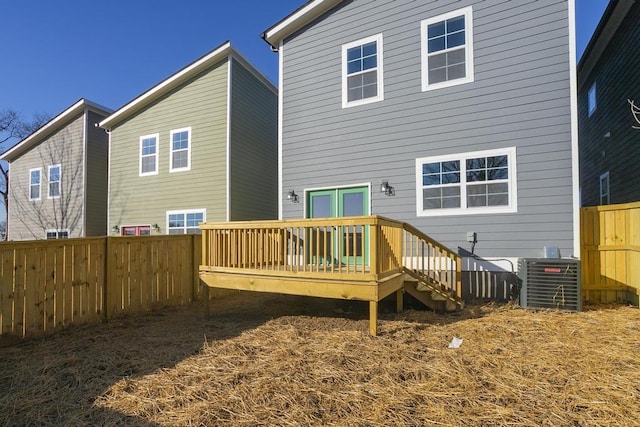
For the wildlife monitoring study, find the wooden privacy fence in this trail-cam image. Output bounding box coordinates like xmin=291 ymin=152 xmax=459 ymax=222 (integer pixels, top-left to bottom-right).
xmin=581 ymin=201 xmax=640 ymax=304
xmin=0 ymin=235 xmax=201 ymax=340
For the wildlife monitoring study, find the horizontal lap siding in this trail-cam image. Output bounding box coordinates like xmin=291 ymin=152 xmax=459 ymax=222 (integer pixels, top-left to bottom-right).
xmin=8 ymin=114 xmax=86 ymax=240
xmin=578 ymin=3 xmax=640 ymax=207
xmin=281 ymin=0 xmax=575 ymax=258
xmin=85 ymin=110 xmax=110 ymax=236
xmin=109 ymin=62 xmax=228 ymax=229
xmin=229 ymin=59 xmax=278 ymax=220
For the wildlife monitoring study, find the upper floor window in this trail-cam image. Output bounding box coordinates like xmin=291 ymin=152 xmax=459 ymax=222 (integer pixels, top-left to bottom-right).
xmin=416 ymin=147 xmax=517 ymax=216
xmin=421 ymin=6 xmax=474 ymax=91
xmin=170 ymin=127 xmax=191 ymax=172
xmin=48 ymin=164 xmax=61 ymax=199
xmin=140 ymin=134 xmax=159 ymax=176
xmin=46 ymin=229 xmax=69 ymax=239
xmin=29 ymin=168 xmax=41 ymax=201
xmin=167 ymin=209 xmax=205 ymax=234
xmin=599 ymin=172 xmax=609 ymax=205
xmin=588 ymin=82 xmax=597 ymax=116
xmin=342 ymin=34 xmax=384 ymax=108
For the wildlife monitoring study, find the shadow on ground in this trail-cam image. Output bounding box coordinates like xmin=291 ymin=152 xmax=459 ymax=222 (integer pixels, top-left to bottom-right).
xmin=0 ymin=290 xmax=485 ymax=425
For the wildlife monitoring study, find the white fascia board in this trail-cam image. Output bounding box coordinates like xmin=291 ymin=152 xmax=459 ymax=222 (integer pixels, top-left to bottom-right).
xmin=99 ymin=42 xmax=233 ymax=129
xmin=0 ymin=98 xmax=111 ymax=162
xmin=568 ymin=0 xmax=581 ymax=258
xmin=263 ymin=0 xmax=343 ymax=48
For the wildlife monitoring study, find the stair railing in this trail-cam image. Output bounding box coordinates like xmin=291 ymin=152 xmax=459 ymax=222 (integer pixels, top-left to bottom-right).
xmin=401 ymin=222 xmax=462 ymax=302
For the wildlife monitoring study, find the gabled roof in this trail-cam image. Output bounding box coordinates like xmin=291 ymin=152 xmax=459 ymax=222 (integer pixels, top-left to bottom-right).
xmin=262 ymin=0 xmax=344 ymax=49
xmin=99 ymin=41 xmax=277 ymax=130
xmin=0 ymin=98 xmax=112 ymax=162
xmin=577 ymin=0 xmax=634 ymax=90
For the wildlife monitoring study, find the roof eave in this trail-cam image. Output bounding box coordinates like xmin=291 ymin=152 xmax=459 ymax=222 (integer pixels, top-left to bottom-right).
xmin=577 ymin=0 xmax=634 ymax=89
xmin=0 ymin=99 xmax=113 ymax=162
xmin=262 ymin=0 xmax=344 ymax=49
xmin=99 ymin=41 xmax=233 ymax=129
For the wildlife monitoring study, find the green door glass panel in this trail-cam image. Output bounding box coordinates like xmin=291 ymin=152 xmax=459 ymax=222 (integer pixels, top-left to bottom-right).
xmin=309 ymin=191 xmax=335 ymax=219
xmin=338 ymin=187 xmax=369 ymax=266
xmin=308 ymin=190 xmax=336 ymax=265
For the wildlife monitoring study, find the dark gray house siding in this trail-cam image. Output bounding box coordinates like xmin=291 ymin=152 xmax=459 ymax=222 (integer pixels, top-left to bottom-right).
xmin=85 ymin=110 xmax=109 ymax=236
xmin=578 ymin=1 xmax=640 ymax=207
xmin=279 ymin=0 xmax=578 ymax=260
xmin=229 ymin=57 xmax=279 ymax=221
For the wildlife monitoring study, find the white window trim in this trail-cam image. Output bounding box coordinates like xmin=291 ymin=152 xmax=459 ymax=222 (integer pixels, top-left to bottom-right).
xmin=47 ymin=164 xmax=61 ymax=200
xmin=421 ymin=6 xmax=474 ymax=92
xmin=599 ymin=171 xmax=609 ymax=205
xmin=170 ymin=127 xmax=192 ymax=173
xmin=416 ymin=147 xmax=518 ymax=217
xmin=341 ymin=33 xmax=385 ymax=109
xmin=29 ymin=167 xmax=42 ymax=201
xmin=139 ymin=133 xmax=159 ymax=176
xmin=166 ymin=208 xmax=206 ymax=234
xmin=588 ymin=82 xmax=597 ymax=116
xmin=45 ymin=228 xmax=69 ymax=239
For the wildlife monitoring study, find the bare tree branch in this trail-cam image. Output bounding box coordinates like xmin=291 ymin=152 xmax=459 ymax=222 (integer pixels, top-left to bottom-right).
xmin=10 ymin=128 xmax=82 ymax=239
xmin=0 ymin=110 xmax=52 ymax=240
xmin=629 ymin=99 xmax=640 ymax=130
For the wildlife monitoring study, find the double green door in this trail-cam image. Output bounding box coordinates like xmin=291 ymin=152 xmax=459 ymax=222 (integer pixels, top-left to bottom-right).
xmin=307 ymin=187 xmax=369 ymax=266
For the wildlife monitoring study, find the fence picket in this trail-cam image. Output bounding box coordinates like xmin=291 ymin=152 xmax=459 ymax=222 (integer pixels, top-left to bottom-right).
xmin=0 ymin=235 xmax=199 ymax=341
xmin=581 ymin=202 xmax=640 ymax=304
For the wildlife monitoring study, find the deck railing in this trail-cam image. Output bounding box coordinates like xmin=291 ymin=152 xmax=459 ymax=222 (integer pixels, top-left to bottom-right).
xmin=200 ymin=216 xmax=461 ymax=298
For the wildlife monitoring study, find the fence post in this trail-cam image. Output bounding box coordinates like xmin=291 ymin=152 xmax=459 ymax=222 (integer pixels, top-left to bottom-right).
xmin=103 ymin=236 xmax=110 ymax=322
xmin=192 ymin=234 xmax=201 ymax=302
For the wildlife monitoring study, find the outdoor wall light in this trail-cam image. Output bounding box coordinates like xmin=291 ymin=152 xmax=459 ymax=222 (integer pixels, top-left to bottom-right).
xmin=380 ymin=180 xmax=395 ymax=196
xmin=152 ymin=223 xmax=160 ymax=232
xmin=111 ymin=225 xmax=119 ymax=233
xmin=287 ymin=190 xmax=299 ymax=203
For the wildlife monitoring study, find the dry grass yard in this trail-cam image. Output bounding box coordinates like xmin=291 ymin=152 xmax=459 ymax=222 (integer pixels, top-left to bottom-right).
xmin=1 ymin=292 xmax=639 ymax=426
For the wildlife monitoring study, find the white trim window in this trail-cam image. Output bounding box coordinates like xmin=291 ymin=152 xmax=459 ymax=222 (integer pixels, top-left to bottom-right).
xmin=170 ymin=127 xmax=191 ymax=172
xmin=166 ymin=209 xmax=206 ymax=235
xmin=48 ymin=164 xmax=61 ymax=199
xmin=29 ymin=167 xmax=42 ymax=201
xmin=140 ymin=133 xmax=159 ymax=176
xmin=588 ymin=82 xmax=597 ymax=116
xmin=599 ymin=171 xmax=610 ymax=205
xmin=416 ymin=147 xmax=517 ymax=216
xmin=421 ymin=6 xmax=474 ymax=91
xmin=342 ymin=33 xmax=384 ymax=108
xmin=45 ymin=229 xmax=69 ymax=239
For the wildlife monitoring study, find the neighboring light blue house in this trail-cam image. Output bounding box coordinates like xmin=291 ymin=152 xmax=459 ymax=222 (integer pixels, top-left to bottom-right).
xmin=263 ymin=0 xmax=580 ymax=298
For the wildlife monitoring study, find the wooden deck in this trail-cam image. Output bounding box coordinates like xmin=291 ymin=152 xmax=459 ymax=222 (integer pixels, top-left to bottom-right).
xmin=199 ymin=216 xmax=462 ymax=335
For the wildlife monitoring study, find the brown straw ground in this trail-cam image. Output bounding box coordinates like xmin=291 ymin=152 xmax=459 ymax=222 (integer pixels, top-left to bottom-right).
xmin=1 ymin=292 xmax=639 ymax=426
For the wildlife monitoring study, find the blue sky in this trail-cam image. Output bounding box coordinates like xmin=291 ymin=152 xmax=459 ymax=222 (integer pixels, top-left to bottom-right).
xmin=1 ymin=0 xmax=609 ymax=120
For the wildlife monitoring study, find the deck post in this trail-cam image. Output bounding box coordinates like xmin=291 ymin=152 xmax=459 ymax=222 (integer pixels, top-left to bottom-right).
xmin=396 ymin=288 xmax=404 ymax=313
xmin=369 ymin=300 xmax=378 ymax=336
xmin=370 ymin=221 xmax=378 ymax=276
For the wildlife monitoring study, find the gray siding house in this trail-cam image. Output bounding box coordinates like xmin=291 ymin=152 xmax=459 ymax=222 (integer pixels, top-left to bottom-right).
xmin=578 ymin=0 xmax=640 ymax=207
xmin=0 ymin=99 xmax=112 ymax=240
xmin=263 ymin=0 xmax=580 ymax=285
xmin=100 ymin=42 xmax=278 ymax=236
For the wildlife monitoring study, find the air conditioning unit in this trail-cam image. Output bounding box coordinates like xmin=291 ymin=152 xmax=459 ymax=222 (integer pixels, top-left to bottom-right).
xmin=518 ymin=258 xmax=582 ymax=312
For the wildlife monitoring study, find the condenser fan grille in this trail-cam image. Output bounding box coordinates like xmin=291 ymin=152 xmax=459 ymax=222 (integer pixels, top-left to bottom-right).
xmin=518 ymin=258 xmax=581 ymax=311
